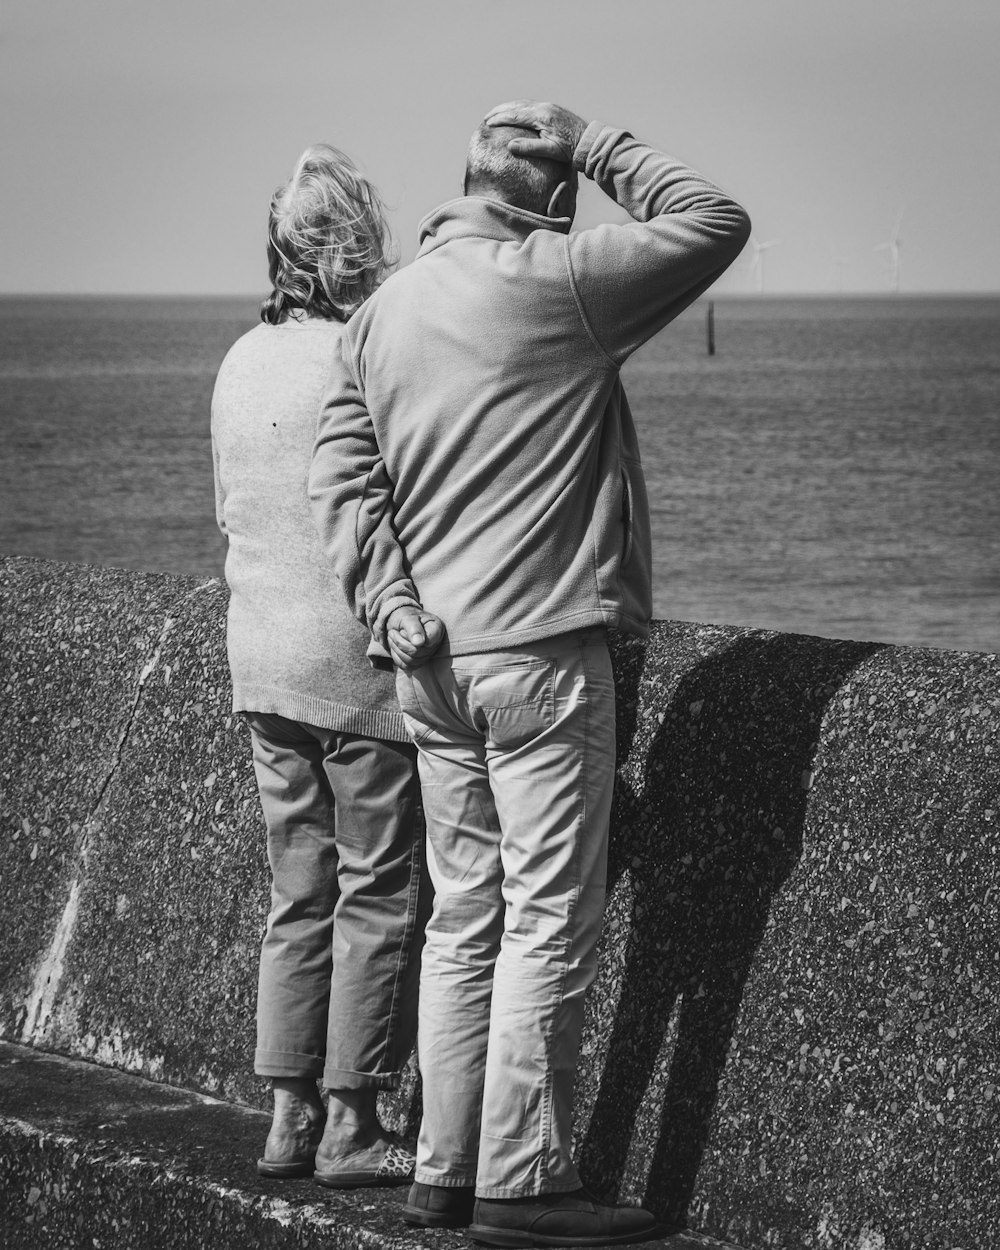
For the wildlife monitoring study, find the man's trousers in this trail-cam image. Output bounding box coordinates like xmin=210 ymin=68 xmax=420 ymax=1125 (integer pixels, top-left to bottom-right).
xmin=396 ymin=630 xmax=615 ymax=1197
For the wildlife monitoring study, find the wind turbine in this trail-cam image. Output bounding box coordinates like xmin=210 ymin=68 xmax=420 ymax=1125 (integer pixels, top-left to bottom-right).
xmin=749 ymin=236 xmax=780 ymax=294
xmin=875 ymin=210 xmax=903 ymax=293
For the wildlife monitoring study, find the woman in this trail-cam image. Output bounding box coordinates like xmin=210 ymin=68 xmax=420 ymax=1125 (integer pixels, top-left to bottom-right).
xmin=211 ymin=145 xmax=424 ymax=1188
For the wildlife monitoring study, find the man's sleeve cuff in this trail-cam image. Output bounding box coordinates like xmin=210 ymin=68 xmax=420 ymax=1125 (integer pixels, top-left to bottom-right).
xmin=574 ymin=120 xmax=609 ymax=173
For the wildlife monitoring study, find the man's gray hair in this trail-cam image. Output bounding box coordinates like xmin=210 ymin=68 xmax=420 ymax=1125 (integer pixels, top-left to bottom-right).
xmin=463 ymin=124 xmax=574 ymax=216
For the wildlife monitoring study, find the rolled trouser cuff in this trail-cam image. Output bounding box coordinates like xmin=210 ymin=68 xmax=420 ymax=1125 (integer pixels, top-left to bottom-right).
xmin=323 ymin=1064 xmax=403 ymax=1091
xmin=255 ymin=1048 xmax=324 ymax=1079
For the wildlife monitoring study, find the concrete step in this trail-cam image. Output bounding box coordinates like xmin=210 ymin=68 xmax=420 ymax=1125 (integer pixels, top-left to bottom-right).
xmin=0 ymin=1041 xmax=746 ymax=1249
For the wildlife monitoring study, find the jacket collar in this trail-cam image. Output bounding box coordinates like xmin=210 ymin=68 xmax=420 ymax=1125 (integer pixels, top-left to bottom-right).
xmin=416 ymin=196 xmax=572 ymax=256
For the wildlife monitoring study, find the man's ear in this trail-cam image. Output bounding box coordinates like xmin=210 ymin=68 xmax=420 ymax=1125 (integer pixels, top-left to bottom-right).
xmin=546 ymin=179 xmax=576 ymax=221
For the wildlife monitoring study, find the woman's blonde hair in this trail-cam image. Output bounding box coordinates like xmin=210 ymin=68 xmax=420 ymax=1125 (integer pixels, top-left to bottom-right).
xmin=261 ymin=144 xmax=395 ymax=325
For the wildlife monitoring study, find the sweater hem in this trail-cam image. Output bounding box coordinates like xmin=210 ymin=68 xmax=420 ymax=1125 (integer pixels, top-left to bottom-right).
xmin=438 ymin=608 xmax=649 ymax=656
xmin=231 ymin=684 xmax=408 ymax=742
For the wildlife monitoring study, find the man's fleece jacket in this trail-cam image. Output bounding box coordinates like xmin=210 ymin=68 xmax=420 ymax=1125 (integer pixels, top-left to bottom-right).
xmin=309 ymin=120 xmax=751 ymax=658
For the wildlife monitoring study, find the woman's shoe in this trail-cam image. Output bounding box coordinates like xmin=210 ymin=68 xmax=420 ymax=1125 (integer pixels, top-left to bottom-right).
xmin=257 ymin=1155 xmax=316 ymax=1179
xmin=257 ymin=1098 xmax=325 ymax=1179
xmin=314 ymin=1132 xmax=416 ymax=1190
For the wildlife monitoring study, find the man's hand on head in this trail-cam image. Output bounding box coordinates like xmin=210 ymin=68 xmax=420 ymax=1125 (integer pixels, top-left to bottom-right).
xmin=484 ymin=101 xmax=588 ymax=163
xmin=386 ymin=605 xmax=446 ymax=671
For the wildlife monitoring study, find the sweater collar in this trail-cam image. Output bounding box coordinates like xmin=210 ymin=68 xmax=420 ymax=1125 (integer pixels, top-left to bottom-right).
xmin=416 ymin=196 xmax=572 ymax=256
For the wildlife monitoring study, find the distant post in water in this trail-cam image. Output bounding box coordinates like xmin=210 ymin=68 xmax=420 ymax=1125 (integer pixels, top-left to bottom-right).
xmin=706 ymin=300 xmax=716 ymax=356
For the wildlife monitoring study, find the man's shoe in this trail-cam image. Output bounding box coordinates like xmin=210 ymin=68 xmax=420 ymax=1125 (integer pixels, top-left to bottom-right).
xmin=469 ymin=1188 xmax=656 ymax=1247
xmin=402 ymin=1181 xmax=477 ymax=1228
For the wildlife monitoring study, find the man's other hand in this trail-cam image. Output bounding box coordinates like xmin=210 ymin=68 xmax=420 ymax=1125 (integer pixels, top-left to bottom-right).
xmin=386 ymin=606 xmax=446 ymax=671
xmin=484 ymin=100 xmax=587 ymax=162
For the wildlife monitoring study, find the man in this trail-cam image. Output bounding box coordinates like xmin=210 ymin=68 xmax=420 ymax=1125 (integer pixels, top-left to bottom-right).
xmin=310 ymin=100 xmax=750 ymax=1247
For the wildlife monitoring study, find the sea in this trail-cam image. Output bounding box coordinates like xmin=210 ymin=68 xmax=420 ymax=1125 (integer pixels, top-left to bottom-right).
xmin=1 ymin=294 xmax=998 ymax=654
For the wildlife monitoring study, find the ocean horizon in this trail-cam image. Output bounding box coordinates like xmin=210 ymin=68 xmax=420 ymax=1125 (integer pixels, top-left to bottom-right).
xmin=2 ymin=293 xmax=998 ymax=655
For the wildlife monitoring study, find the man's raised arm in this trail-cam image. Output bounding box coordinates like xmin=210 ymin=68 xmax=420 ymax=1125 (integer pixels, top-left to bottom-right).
xmin=488 ymin=100 xmax=751 ymax=365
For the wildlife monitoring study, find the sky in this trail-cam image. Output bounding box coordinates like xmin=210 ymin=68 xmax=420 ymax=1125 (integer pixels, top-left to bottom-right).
xmin=2 ymin=0 xmax=998 ymax=297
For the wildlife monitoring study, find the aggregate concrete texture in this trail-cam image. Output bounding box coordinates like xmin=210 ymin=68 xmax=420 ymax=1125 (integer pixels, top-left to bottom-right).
xmin=0 ymin=558 xmax=272 ymax=1109
xmin=2 ymin=555 xmax=999 ymax=1250
xmin=582 ymin=628 xmax=999 ymax=1250
xmin=0 ymin=559 xmax=186 ymax=1046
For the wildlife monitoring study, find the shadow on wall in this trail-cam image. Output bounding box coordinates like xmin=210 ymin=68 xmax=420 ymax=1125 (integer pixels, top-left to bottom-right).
xmin=578 ymin=630 xmax=885 ymax=1225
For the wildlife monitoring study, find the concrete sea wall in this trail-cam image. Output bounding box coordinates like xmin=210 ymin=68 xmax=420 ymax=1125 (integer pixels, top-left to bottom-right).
xmin=1 ymin=554 xmax=998 ymax=1249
